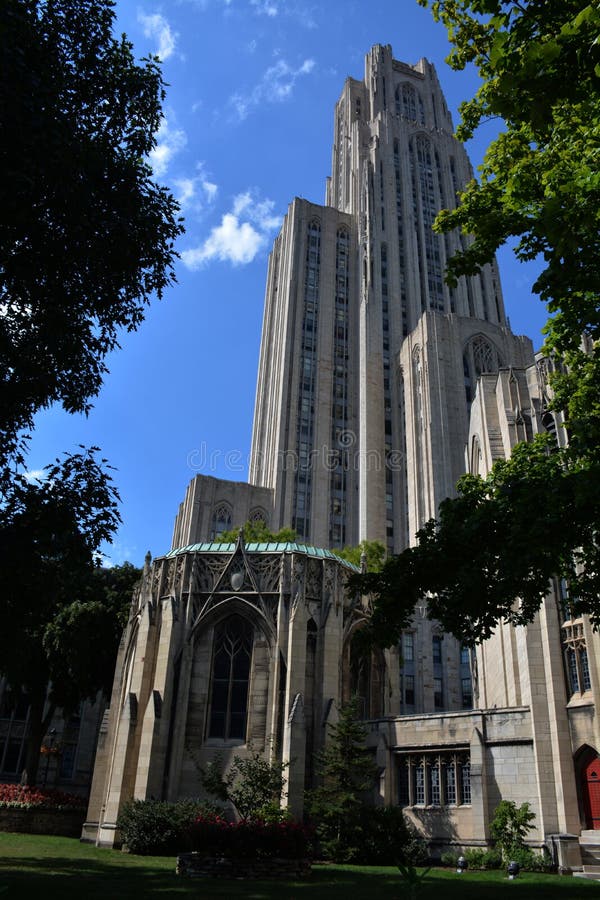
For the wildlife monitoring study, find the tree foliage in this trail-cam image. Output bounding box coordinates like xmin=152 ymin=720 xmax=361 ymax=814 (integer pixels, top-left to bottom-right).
xmin=215 ymin=520 xmax=297 ymax=544
xmin=490 ymin=800 xmax=536 ymax=863
xmin=354 ymin=1 xmax=600 ymax=641
xmin=199 ymin=750 xmax=289 ymax=821
xmin=306 ymin=697 xmax=378 ymax=861
xmin=420 ymin=1 xmax=600 ymax=353
xmin=0 ymin=0 xmax=183 ymax=471
xmin=333 ymin=540 xmax=386 ymax=572
xmin=0 ymin=450 xmax=138 ymax=783
xmin=354 ymin=436 xmax=600 ymax=645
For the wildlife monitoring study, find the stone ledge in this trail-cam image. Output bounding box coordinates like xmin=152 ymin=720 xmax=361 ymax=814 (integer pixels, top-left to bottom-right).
xmin=0 ymin=807 xmax=85 ymax=837
xmin=176 ymin=852 xmax=312 ymax=879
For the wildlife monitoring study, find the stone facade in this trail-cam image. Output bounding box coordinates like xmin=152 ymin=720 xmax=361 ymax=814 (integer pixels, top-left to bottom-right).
xmin=82 ymin=541 xmax=369 ymax=845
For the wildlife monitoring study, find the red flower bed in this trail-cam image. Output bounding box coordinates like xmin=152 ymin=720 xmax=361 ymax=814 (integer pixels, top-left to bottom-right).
xmin=188 ymin=814 xmax=312 ymax=860
xmin=0 ymin=783 xmax=86 ymax=810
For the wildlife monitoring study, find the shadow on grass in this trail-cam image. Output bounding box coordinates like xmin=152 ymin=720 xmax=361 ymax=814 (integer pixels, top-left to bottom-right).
xmin=1 ymin=858 xmax=599 ymax=900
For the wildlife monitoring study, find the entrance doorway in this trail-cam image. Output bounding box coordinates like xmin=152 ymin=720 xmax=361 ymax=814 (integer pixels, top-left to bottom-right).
xmin=582 ymin=752 xmax=600 ymax=830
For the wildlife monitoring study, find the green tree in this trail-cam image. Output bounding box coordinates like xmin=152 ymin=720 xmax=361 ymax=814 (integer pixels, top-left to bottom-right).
xmin=354 ymin=435 xmax=600 ymax=645
xmin=0 ymin=0 xmax=183 ymax=473
xmin=199 ymin=749 xmax=289 ymax=821
xmin=354 ymin=1 xmax=600 ymax=640
xmin=214 ymin=520 xmax=297 ymax=544
xmin=306 ymin=697 xmax=378 ymax=861
xmin=0 ymin=0 xmax=178 ymax=785
xmin=0 ymin=449 xmax=126 ymax=784
xmin=44 ymin=561 xmax=142 ymax=708
xmin=333 ymin=540 xmax=386 ymax=572
xmin=490 ymin=800 xmax=536 ymax=863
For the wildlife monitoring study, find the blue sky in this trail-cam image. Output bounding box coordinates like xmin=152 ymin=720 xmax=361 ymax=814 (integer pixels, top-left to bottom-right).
xmin=26 ymin=0 xmax=549 ymax=567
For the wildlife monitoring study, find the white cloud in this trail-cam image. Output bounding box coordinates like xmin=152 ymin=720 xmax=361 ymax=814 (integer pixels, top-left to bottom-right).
xmin=230 ymin=57 xmax=315 ymax=120
xmin=148 ymin=115 xmax=187 ymax=177
xmin=232 ymin=191 xmax=281 ymax=229
xmin=138 ymin=11 xmax=178 ymax=61
xmin=181 ymin=190 xmax=282 ymax=269
xmin=22 ymin=469 xmax=46 ymax=484
xmin=251 ymin=0 xmax=279 ymax=15
xmin=98 ymin=538 xmax=140 ymax=568
xmin=173 ymin=163 xmax=218 ymax=211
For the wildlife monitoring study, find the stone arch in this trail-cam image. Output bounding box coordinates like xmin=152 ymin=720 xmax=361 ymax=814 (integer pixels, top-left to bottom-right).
xmin=248 ymin=506 xmax=269 ymax=528
xmin=463 ymin=333 xmax=502 ymax=405
xmin=395 ymin=82 xmax=425 ymax=124
xmin=342 ymin=624 xmax=386 ymax=719
xmin=210 ymin=502 xmax=232 ymax=540
xmin=575 ymin=744 xmax=600 ymax=829
xmin=187 ymin=600 xmax=275 ymax=750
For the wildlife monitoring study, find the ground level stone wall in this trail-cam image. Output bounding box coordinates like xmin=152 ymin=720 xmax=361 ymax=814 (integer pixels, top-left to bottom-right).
xmin=0 ymin=807 xmax=85 ymax=837
xmin=176 ymin=852 xmax=312 ymax=879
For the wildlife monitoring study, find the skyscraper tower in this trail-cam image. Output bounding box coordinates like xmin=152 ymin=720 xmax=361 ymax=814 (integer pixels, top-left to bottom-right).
xmin=250 ymin=44 xmax=533 ymax=552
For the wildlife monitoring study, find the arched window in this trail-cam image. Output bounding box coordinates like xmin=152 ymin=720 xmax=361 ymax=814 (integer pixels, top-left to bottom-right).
xmin=471 ymin=335 xmax=497 ymax=375
xmin=210 ymin=504 xmax=232 ymax=539
xmin=395 ymin=83 xmax=425 ymax=123
xmin=207 ymin=615 xmax=254 ymax=740
xmin=249 ymin=507 xmax=268 ymax=527
xmin=463 ymin=335 xmax=501 ymax=404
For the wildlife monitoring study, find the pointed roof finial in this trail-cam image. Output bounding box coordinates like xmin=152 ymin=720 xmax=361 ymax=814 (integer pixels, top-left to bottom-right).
xmin=236 ymin=526 xmax=245 ymax=549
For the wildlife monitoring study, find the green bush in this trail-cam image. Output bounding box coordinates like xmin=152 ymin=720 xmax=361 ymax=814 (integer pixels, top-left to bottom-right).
xmin=464 ymin=848 xmax=502 ymax=869
xmin=309 ymin=805 xmax=427 ymax=865
xmin=359 ymin=806 xmax=426 ymax=865
xmin=506 ymin=846 xmax=554 ymax=873
xmin=117 ymin=798 xmax=216 ymax=855
xmin=440 ymin=851 xmax=458 ymax=867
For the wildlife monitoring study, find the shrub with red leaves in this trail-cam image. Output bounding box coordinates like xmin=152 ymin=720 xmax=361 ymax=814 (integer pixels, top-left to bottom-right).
xmin=188 ymin=814 xmax=312 ymax=860
xmin=0 ymin=783 xmax=86 ymax=810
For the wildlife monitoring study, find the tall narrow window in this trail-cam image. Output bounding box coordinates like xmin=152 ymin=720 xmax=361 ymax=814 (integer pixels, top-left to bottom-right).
xmin=445 ymin=759 xmax=457 ymax=804
xmin=568 ymin=647 xmax=580 ymax=694
xmin=328 ymin=227 xmax=350 ymax=546
xmin=293 ymin=219 xmax=321 ymax=541
xmin=562 ymin=585 xmax=591 ymax=697
xmin=208 ymin=616 xmax=253 ymax=740
xmin=461 ymin=760 xmax=471 ymax=804
xmin=210 ymin=504 xmax=232 ymax=539
xmin=430 ymin=759 xmax=441 ymax=805
xmin=415 ymin=760 xmax=426 ymax=804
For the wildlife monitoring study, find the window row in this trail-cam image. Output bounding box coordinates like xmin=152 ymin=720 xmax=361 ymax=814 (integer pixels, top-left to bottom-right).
xmin=397 ymin=752 xmax=471 ymax=807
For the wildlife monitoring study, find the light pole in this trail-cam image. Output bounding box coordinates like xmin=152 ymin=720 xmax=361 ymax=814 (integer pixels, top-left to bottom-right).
xmin=42 ymin=728 xmax=56 ymax=787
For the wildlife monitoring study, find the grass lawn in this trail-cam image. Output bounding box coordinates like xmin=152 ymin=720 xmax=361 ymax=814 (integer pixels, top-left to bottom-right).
xmin=0 ymin=832 xmax=599 ymax=898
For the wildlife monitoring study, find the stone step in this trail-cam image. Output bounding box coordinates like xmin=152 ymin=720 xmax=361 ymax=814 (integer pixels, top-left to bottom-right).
xmin=580 ymin=830 xmax=600 ymax=842
xmin=574 ymin=872 xmax=600 ymax=881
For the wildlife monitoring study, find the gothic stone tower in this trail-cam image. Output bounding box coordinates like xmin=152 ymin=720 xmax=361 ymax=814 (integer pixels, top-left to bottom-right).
xmin=249 ymin=44 xmax=533 ymax=555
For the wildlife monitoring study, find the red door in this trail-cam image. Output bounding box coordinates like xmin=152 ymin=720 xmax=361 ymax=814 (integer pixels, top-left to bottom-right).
xmin=582 ymin=757 xmax=600 ymax=829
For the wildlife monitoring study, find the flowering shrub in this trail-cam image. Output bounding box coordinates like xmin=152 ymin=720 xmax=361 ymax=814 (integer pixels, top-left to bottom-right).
xmin=188 ymin=813 xmax=311 ymax=860
xmin=0 ymin=783 xmax=86 ymax=810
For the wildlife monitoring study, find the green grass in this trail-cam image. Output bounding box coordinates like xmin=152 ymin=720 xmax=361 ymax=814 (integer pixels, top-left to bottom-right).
xmin=0 ymin=833 xmax=599 ymax=898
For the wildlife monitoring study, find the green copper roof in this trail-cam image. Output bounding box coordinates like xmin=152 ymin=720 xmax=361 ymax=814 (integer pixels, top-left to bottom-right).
xmin=163 ymin=541 xmax=360 ymax=572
